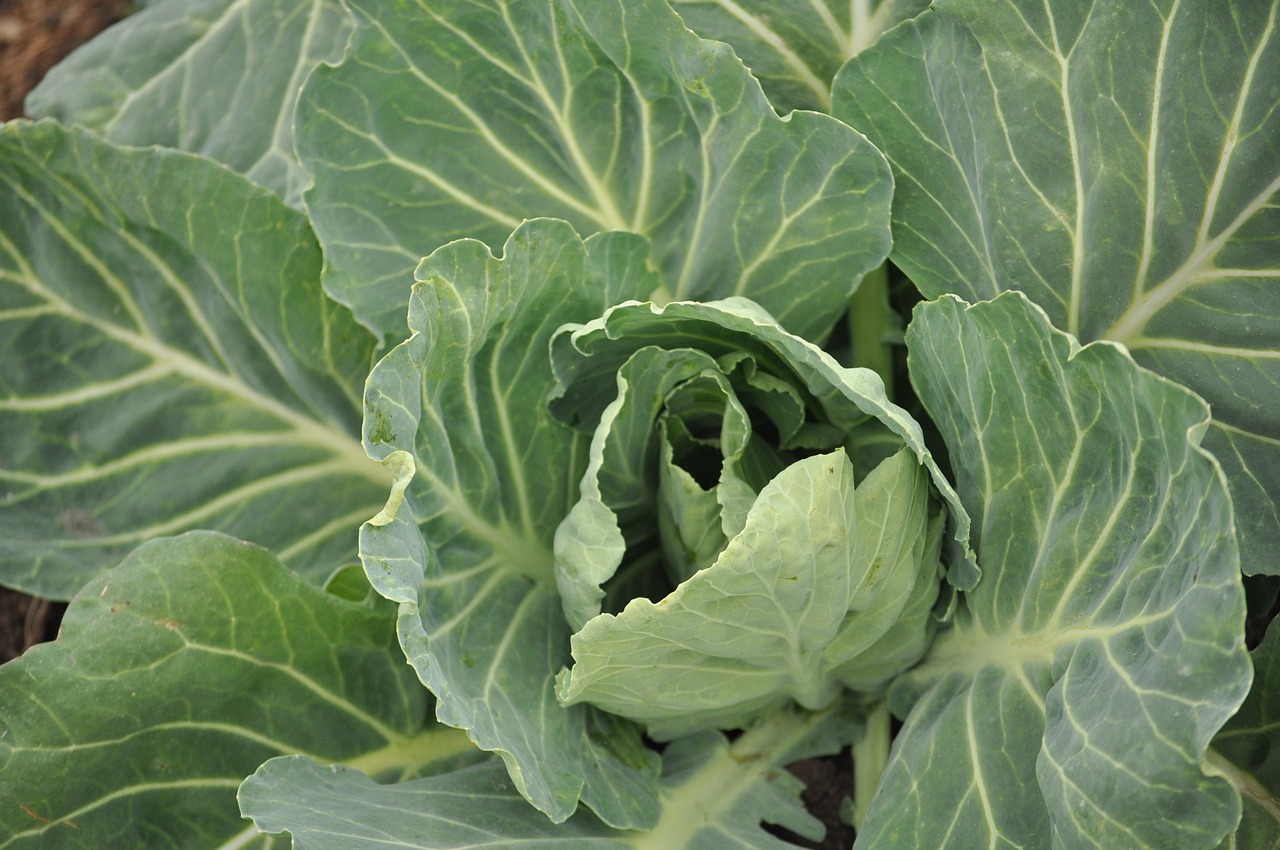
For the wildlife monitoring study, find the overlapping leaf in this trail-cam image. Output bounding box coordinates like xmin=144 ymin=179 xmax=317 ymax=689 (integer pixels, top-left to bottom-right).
xmin=1212 ymin=624 xmax=1280 ymax=849
xmin=0 ymin=532 xmax=476 ymax=849
xmin=358 ymin=219 xmax=663 ymax=825
xmin=296 ymin=0 xmax=892 ymax=341
xmin=548 ymin=297 xmax=974 ymax=591
xmin=832 ymin=0 xmax=1280 ymax=573
xmin=27 ymin=0 xmax=353 ymax=206
xmin=240 ymin=702 xmax=855 ymax=849
xmin=0 ymin=120 xmax=386 ymax=599
xmin=853 ymin=293 xmax=1250 ymax=849
xmin=669 ymin=0 xmax=927 ymax=113
xmin=558 ymin=449 xmax=942 ymax=740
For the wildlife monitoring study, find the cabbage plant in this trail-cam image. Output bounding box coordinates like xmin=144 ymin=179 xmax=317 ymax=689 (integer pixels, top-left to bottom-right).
xmin=0 ymin=0 xmax=1276 ymax=848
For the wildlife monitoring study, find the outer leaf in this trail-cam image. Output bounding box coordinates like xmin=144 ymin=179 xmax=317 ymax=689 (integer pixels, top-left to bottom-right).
xmin=26 ymin=0 xmax=353 ymax=206
xmin=358 ymin=220 xmax=662 ymax=825
xmin=669 ymin=0 xmax=928 ymax=112
xmin=855 ymin=293 xmax=1250 ymax=849
xmin=832 ymin=1 xmax=1280 ymax=573
xmin=0 ymin=121 xmax=387 ymax=599
xmin=296 ymin=0 xmax=892 ymax=341
xmin=240 ymin=702 xmax=856 ymax=849
xmin=1212 ymin=624 xmax=1280 ymax=848
xmin=558 ymin=448 xmax=940 ymax=739
xmin=0 ymin=532 xmax=476 ymax=849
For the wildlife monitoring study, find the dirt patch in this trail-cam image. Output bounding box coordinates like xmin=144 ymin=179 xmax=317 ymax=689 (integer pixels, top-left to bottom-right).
xmin=0 ymin=0 xmax=132 ymax=121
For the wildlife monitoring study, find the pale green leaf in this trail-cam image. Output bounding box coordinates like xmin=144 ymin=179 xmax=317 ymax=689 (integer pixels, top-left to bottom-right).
xmin=0 ymin=121 xmax=387 ymax=600
xmin=0 ymin=531 xmax=476 ymax=849
xmin=295 ymin=0 xmax=892 ymax=341
xmin=832 ymin=1 xmax=1280 ymax=573
xmin=670 ymin=0 xmax=928 ymax=112
xmin=357 ymin=219 xmax=662 ymax=825
xmin=26 ymin=0 xmax=353 ymax=206
xmin=558 ymin=448 xmax=940 ymax=740
xmin=239 ymin=702 xmax=855 ymax=849
xmin=854 ymin=293 xmax=1250 ymax=849
xmin=548 ymin=297 xmax=974 ymax=596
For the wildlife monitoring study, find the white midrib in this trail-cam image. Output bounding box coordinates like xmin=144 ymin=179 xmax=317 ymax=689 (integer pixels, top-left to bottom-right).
xmin=98 ymin=319 xmax=387 ymax=486
xmin=911 ymin=609 xmax=1179 ymax=682
xmin=1102 ymin=170 xmax=1280 ymax=345
xmin=0 ymin=172 xmax=387 ymax=488
xmin=621 ymin=707 xmax=832 ymax=849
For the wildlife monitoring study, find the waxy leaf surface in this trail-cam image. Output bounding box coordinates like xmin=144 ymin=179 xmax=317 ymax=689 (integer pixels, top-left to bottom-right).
xmin=241 ymin=703 xmax=855 ymax=849
xmin=1213 ymin=623 xmax=1280 ymax=849
xmin=853 ymin=293 xmax=1250 ymax=849
xmin=669 ymin=0 xmax=927 ymax=113
xmin=27 ymin=0 xmax=353 ymax=206
xmin=0 ymin=121 xmax=386 ymax=599
xmin=296 ymin=0 xmax=892 ymax=341
xmin=833 ymin=1 xmax=1280 ymax=572
xmin=0 ymin=532 xmax=475 ymax=849
xmin=358 ymin=219 xmax=662 ymax=825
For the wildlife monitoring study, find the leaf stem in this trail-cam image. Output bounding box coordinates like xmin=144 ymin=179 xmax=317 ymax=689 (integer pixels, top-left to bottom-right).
xmin=847 ymin=264 xmax=895 ymax=403
xmin=852 ymin=701 xmax=889 ymax=830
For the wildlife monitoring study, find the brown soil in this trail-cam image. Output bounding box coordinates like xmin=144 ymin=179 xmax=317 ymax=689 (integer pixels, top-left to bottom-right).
xmin=0 ymin=0 xmax=131 ymax=121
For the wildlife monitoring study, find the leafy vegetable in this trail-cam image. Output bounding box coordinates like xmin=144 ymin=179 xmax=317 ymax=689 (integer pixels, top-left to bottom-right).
xmin=0 ymin=120 xmax=386 ymax=600
xmin=0 ymin=531 xmax=474 ymax=848
xmin=858 ymin=292 xmax=1251 ymax=848
xmin=832 ymin=0 xmax=1280 ymax=574
xmin=295 ymin=0 xmax=893 ymax=341
xmin=668 ymin=0 xmax=928 ymax=112
xmin=241 ymin=702 xmax=856 ymax=849
xmin=27 ymin=0 xmax=353 ymax=206
xmin=2 ymin=0 xmax=1277 ymax=847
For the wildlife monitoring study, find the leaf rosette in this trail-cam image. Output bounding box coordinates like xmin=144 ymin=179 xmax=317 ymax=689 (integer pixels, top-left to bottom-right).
xmin=548 ymin=298 xmax=963 ymax=739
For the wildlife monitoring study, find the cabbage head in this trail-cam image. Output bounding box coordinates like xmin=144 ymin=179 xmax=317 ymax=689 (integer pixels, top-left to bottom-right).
xmin=550 ymin=298 xmax=951 ymax=739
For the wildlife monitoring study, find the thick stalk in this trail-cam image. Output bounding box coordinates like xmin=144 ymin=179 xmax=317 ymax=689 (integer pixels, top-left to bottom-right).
xmin=847 ymin=264 xmax=896 ymax=403
xmin=852 ymin=701 xmax=890 ymax=830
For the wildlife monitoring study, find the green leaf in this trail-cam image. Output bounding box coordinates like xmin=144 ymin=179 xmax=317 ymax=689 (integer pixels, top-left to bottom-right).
xmin=0 ymin=121 xmax=387 ymax=600
xmin=669 ymin=0 xmax=928 ymax=113
xmin=832 ymin=1 xmax=1280 ymax=573
xmin=548 ymin=297 xmax=974 ymax=595
xmin=240 ymin=701 xmax=855 ymax=849
xmin=1212 ymin=625 xmax=1280 ymax=849
xmin=854 ymin=292 xmax=1250 ymax=849
xmin=358 ymin=219 xmax=662 ymax=825
xmin=558 ymin=448 xmax=941 ymax=740
xmin=295 ymin=0 xmax=892 ymax=342
xmin=0 ymin=531 xmax=476 ymax=849
xmin=26 ymin=0 xmax=353 ymax=206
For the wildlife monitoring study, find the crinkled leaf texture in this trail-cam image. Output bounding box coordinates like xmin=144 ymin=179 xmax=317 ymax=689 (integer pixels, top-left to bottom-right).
xmin=558 ymin=447 xmax=942 ymax=739
xmin=0 ymin=120 xmax=387 ymax=600
xmin=296 ymin=0 xmax=892 ymax=342
xmin=549 ymin=296 xmax=974 ymax=608
xmin=853 ymin=293 xmax=1251 ymax=849
xmin=833 ymin=0 xmax=1280 ymax=573
xmin=27 ymin=0 xmax=354 ymax=206
xmin=544 ymin=295 xmax=960 ymax=737
xmin=0 ymin=531 xmax=475 ymax=849
xmin=240 ymin=702 xmax=855 ymax=849
xmin=669 ymin=0 xmax=928 ymax=113
xmin=359 ymin=219 xmax=664 ymax=825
